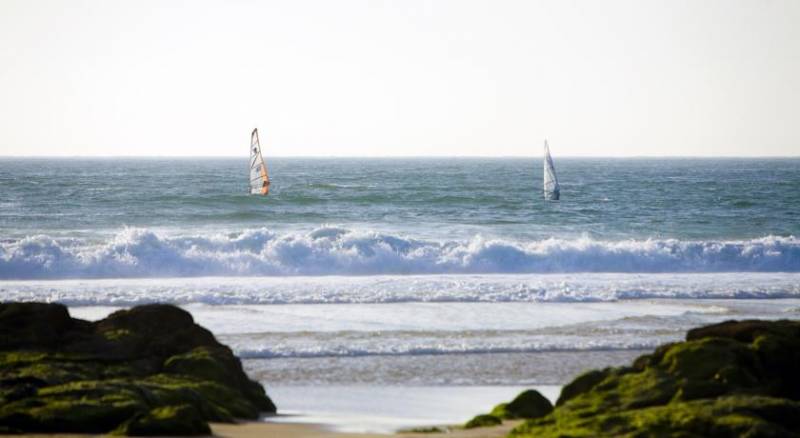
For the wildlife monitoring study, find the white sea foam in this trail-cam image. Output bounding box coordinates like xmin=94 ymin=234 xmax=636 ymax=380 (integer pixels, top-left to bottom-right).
xmin=2 ymin=273 xmax=799 ymax=306
xmin=66 ymin=304 xmax=694 ymax=358
xmin=229 ymin=333 xmax=670 ymax=359
xmin=63 ymin=299 xmax=800 ymax=361
xmin=202 ymin=301 xmax=793 ymax=359
xmin=0 ymin=227 xmax=798 ymax=279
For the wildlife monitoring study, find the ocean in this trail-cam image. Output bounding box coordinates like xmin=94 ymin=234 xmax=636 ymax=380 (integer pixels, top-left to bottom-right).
xmin=2 ymin=157 xmax=799 ymax=431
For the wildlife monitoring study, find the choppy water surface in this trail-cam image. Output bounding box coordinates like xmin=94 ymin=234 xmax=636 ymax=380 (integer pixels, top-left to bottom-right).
xmin=1 ymin=158 xmax=799 ymax=278
xmin=2 ymin=158 xmax=799 ymax=405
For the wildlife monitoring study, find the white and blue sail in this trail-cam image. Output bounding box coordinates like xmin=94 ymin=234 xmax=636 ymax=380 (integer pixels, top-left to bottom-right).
xmin=543 ymin=140 xmax=560 ymax=200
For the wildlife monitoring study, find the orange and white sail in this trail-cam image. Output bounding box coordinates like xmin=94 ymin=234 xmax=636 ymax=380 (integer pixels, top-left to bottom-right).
xmin=249 ymin=128 xmax=270 ymax=195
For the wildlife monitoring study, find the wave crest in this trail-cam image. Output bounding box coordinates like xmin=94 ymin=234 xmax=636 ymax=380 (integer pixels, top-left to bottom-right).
xmin=1 ymin=227 xmax=798 ymax=279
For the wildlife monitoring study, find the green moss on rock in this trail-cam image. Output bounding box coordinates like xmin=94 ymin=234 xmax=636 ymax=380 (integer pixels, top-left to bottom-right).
xmin=555 ymin=368 xmax=614 ymax=406
xmin=464 ymin=414 xmax=502 ymax=429
xmin=402 ymin=426 xmax=448 ymax=433
xmin=0 ymin=302 xmax=275 ymax=435
xmin=497 ymin=320 xmax=800 ymax=437
xmin=468 ymin=388 xmax=553 ymax=429
xmin=113 ymin=404 xmax=211 ymax=436
xmin=102 ymin=328 xmax=133 ymax=341
xmin=489 ymin=402 xmax=509 ymax=418
xmin=504 ymin=389 xmax=553 ymax=419
xmin=0 ymin=396 xmax=142 ymax=434
xmin=164 ymin=347 xmax=229 ymax=383
xmin=511 ymin=396 xmax=800 ymax=438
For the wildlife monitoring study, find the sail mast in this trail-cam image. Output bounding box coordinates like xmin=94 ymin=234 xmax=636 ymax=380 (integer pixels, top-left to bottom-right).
xmin=249 ymin=128 xmax=270 ymax=196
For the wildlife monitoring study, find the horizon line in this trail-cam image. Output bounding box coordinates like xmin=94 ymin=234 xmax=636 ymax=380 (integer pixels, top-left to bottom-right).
xmin=1 ymin=154 xmax=799 ymax=159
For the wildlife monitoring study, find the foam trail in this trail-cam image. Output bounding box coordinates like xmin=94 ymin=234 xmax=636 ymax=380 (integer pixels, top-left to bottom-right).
xmin=219 ymin=314 xmax=715 ymax=359
xmin=221 ymin=323 xmax=686 ymax=359
xmin=0 ymin=227 xmax=799 ymax=279
xmin=1 ymin=273 xmax=799 ymax=305
xmin=233 ymin=344 xmax=662 ymax=359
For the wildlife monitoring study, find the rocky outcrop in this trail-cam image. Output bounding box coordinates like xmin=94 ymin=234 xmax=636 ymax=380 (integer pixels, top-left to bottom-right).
xmin=492 ymin=390 xmax=553 ymax=420
xmin=465 ymin=389 xmax=553 ymax=428
xmin=509 ymin=319 xmax=800 ymax=437
xmin=0 ymin=302 xmax=275 ymax=435
xmin=465 ymin=414 xmax=502 ymax=429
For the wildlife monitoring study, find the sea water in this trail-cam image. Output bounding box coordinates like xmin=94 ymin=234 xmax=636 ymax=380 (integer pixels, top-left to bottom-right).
xmin=2 ymin=157 xmax=800 ymax=431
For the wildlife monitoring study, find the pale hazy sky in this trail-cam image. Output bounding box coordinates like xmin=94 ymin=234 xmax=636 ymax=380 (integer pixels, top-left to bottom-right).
xmin=1 ymin=0 xmax=798 ymax=157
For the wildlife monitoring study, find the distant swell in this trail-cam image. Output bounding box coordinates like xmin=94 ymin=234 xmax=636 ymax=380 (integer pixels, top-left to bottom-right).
xmin=0 ymin=227 xmax=799 ymax=279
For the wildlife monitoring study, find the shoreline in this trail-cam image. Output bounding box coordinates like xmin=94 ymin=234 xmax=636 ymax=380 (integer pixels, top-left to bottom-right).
xmin=260 ymin=385 xmax=559 ymax=434
xmin=3 ymin=303 xmax=799 ymax=436
xmin=211 ymin=420 xmax=523 ymax=438
xmin=11 ymin=420 xmax=522 ymax=438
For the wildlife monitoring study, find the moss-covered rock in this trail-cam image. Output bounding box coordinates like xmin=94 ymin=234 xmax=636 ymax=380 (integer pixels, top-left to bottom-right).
xmin=401 ymin=426 xmax=448 ymax=433
xmin=464 ymin=414 xmax=502 ymax=429
xmin=511 ymin=395 xmax=800 ymax=437
xmin=468 ymin=388 xmax=553 ymax=428
xmin=0 ymin=303 xmax=87 ymax=351
xmin=555 ymin=368 xmax=613 ymax=406
xmin=0 ymin=302 xmax=275 ymax=435
xmin=499 ymin=389 xmax=553 ymax=419
xmin=113 ymin=404 xmax=211 ymax=436
xmin=506 ymin=319 xmax=800 ymax=437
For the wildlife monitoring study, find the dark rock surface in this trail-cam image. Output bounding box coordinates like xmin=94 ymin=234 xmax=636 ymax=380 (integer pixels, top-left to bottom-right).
xmin=508 ymin=319 xmax=800 ymax=437
xmin=497 ymin=389 xmax=553 ymax=419
xmin=0 ymin=302 xmax=275 ymax=435
xmin=464 ymin=389 xmax=553 ymax=428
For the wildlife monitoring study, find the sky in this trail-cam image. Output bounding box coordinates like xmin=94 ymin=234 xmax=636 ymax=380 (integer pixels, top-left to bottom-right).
xmin=0 ymin=0 xmax=798 ymax=157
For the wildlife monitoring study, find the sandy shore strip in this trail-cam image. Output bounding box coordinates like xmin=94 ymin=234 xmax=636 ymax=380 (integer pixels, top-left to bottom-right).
xmin=14 ymin=420 xmax=521 ymax=438
xmin=211 ymin=420 xmax=522 ymax=438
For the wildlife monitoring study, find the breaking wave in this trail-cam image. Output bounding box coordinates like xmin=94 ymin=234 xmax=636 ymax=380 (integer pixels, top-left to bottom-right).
xmin=0 ymin=227 xmax=798 ymax=279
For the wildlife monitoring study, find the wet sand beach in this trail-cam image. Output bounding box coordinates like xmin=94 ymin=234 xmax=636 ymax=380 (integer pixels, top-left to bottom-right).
xmin=211 ymin=420 xmax=522 ymax=438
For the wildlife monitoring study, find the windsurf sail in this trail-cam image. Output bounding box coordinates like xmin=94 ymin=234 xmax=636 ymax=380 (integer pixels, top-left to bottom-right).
xmin=543 ymin=139 xmax=560 ymax=200
xmin=249 ymin=128 xmax=270 ymax=195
